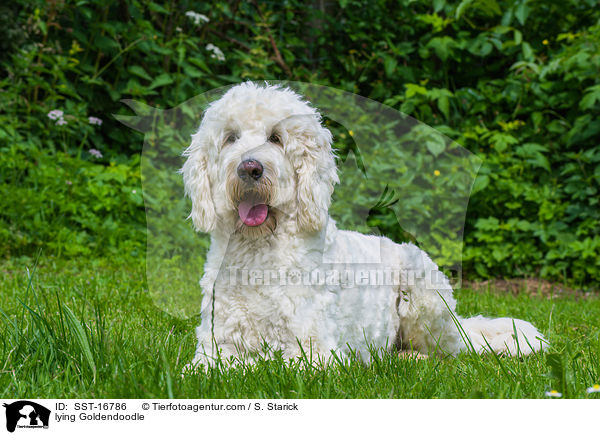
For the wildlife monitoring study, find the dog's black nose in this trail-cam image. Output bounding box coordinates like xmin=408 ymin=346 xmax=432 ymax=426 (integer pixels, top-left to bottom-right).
xmin=237 ymin=159 xmax=263 ymax=181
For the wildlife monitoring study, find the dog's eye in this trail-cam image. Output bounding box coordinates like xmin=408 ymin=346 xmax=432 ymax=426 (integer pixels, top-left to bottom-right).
xmin=268 ymin=133 xmax=282 ymax=146
xmin=224 ymin=133 xmax=238 ymax=145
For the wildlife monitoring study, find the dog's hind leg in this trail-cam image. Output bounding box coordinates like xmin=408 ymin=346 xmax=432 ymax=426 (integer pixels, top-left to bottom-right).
xmin=458 ymin=315 xmax=547 ymax=356
xmin=394 ymin=244 xmax=465 ymax=356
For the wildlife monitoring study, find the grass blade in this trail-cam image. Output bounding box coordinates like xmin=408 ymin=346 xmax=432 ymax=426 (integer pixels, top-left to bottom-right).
xmin=62 ymin=304 xmax=96 ymax=382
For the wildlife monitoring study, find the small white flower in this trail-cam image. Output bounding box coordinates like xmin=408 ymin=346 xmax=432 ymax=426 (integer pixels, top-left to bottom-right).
xmin=47 ymin=109 xmax=64 ymax=120
xmin=545 ymin=390 xmax=562 ymax=398
xmin=132 ymin=190 xmax=137 ymax=194
xmin=88 ymin=149 xmax=103 ymax=158
xmin=66 ymin=180 xmax=72 ymax=185
xmin=587 ymin=384 xmax=600 ymax=394
xmin=88 ymin=116 xmax=103 ymax=126
xmin=185 ymin=11 xmax=209 ymax=25
xmin=206 ymin=43 xmax=225 ymax=62
xmin=48 ymin=109 xmax=68 ymax=125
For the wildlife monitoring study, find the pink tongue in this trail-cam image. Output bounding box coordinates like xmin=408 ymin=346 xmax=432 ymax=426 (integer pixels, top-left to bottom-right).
xmin=238 ymin=199 xmax=268 ymax=226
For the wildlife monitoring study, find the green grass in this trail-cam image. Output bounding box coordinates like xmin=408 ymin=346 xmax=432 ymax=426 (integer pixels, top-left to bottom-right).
xmin=1 ymin=256 xmax=599 ymax=399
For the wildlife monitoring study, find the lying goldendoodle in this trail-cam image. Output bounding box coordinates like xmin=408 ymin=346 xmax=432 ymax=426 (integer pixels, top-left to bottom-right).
xmin=181 ymin=82 xmax=546 ymax=367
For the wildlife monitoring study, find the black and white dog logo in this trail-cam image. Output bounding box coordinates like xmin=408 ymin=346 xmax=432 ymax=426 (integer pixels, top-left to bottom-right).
xmin=3 ymin=401 xmax=50 ymax=432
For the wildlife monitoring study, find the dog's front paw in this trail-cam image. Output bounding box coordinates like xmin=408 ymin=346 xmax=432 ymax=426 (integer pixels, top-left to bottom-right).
xmin=398 ymin=350 xmax=429 ymax=360
xmin=180 ymin=353 xmax=214 ymax=377
xmin=181 ymin=362 xmax=203 ymax=377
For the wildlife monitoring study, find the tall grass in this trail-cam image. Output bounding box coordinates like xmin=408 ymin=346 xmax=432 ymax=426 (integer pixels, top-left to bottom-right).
xmin=1 ymin=257 xmax=599 ymax=398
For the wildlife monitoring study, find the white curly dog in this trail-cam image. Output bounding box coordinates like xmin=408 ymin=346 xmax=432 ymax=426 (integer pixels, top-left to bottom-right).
xmin=182 ymin=83 xmax=546 ymax=367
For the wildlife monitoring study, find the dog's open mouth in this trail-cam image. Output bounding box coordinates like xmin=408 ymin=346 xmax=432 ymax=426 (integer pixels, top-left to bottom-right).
xmin=238 ymin=195 xmax=269 ymax=226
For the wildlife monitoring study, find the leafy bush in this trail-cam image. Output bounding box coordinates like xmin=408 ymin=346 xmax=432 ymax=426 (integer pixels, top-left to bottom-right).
xmin=0 ymin=121 xmax=144 ymax=257
xmin=0 ymin=0 xmax=598 ymax=287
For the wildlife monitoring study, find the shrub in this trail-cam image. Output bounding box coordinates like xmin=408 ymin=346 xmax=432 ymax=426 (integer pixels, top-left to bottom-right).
xmin=0 ymin=0 xmax=598 ymax=287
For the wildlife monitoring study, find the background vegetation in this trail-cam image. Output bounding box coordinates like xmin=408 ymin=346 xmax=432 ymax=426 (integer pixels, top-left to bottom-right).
xmin=1 ymin=0 xmax=599 ymax=288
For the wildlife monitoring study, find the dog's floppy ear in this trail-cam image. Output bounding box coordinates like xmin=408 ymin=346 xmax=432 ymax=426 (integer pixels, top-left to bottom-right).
xmin=181 ymin=130 xmax=217 ymax=233
xmin=295 ymin=124 xmax=339 ymax=232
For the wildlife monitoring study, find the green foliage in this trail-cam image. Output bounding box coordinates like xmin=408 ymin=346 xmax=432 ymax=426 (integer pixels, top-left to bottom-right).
xmin=0 ymin=0 xmax=599 ymax=286
xmin=0 ymin=3 xmax=27 ymax=64
xmin=0 ymin=122 xmax=144 ymax=257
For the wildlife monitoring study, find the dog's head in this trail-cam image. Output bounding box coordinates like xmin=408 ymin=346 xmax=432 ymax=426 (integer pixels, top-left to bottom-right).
xmin=182 ymin=83 xmax=338 ymax=238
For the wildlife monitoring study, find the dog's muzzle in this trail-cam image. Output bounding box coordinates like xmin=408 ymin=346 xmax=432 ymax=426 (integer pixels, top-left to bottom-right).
xmin=236 ymin=159 xmax=269 ymax=227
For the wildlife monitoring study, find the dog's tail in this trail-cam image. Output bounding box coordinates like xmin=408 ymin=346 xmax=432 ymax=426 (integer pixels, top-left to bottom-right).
xmin=458 ymin=315 xmax=547 ymax=356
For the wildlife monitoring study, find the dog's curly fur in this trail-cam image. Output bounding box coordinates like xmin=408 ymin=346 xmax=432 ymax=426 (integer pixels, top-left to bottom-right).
xmin=182 ymin=83 xmax=546 ymax=367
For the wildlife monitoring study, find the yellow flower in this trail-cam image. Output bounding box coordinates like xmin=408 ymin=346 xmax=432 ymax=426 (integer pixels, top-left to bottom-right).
xmin=348 ymin=130 xmax=354 ymax=137
xmin=434 ymin=170 xmax=440 ymax=176
xmin=587 ymin=384 xmax=600 ymax=394
xmin=69 ymin=40 xmax=83 ymax=56
xmin=545 ymin=390 xmax=562 ymax=398
xmin=498 ymin=119 xmax=525 ymax=132
xmin=542 ymin=39 xmax=549 ymax=45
